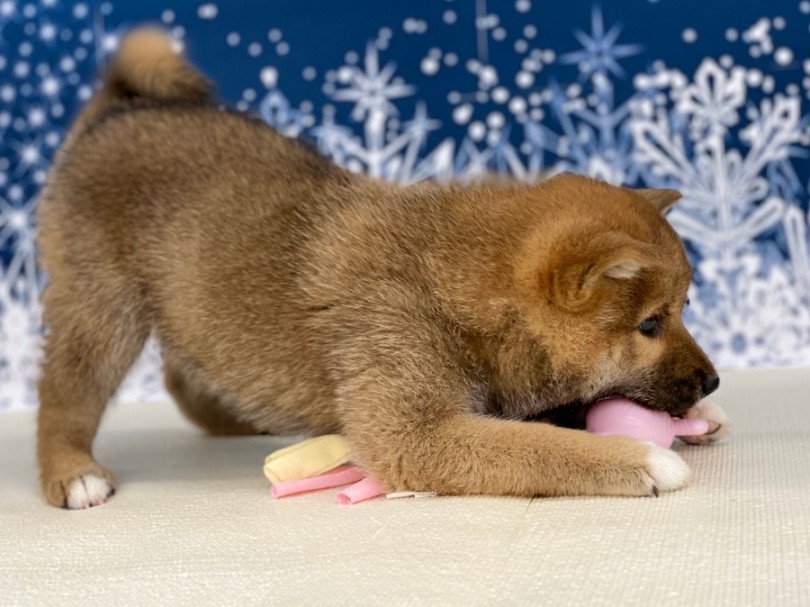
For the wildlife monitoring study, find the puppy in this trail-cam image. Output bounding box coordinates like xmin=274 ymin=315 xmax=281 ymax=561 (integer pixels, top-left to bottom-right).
xmin=36 ymin=30 xmax=727 ymax=509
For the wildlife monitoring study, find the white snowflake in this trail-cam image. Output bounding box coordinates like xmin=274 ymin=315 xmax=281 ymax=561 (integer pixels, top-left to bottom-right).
xmin=258 ymin=89 xmax=311 ymax=138
xmin=330 ymin=43 xmax=413 ymax=124
xmin=631 ymin=58 xmax=808 ymax=265
xmin=559 ymin=6 xmax=642 ymax=80
xmin=316 ymin=43 xmax=454 ymax=183
xmin=0 ymin=194 xmax=38 ymax=291
xmin=512 ymin=9 xmax=643 ymax=185
xmin=674 ymin=60 xmax=746 ymax=139
xmin=686 ymin=254 xmax=810 ymax=368
xmin=784 ymin=205 xmax=810 ymax=298
xmin=0 ymin=268 xmax=41 ymax=410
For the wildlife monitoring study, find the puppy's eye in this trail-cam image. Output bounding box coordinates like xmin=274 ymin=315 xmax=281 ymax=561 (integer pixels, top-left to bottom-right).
xmin=638 ymin=317 xmax=662 ymax=337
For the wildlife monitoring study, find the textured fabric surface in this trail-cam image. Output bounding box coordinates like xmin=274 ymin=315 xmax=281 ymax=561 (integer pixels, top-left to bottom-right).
xmin=1 ymin=369 xmax=808 ymax=606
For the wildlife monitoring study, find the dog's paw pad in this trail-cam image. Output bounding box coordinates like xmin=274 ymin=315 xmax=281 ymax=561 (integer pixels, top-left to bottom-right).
xmin=644 ymin=442 xmax=692 ymax=493
xmin=65 ymin=474 xmax=115 ymax=509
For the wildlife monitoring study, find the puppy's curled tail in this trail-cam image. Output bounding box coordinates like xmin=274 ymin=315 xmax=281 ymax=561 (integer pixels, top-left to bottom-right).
xmin=105 ymin=28 xmax=211 ymax=103
xmin=74 ymin=28 xmax=211 ymax=135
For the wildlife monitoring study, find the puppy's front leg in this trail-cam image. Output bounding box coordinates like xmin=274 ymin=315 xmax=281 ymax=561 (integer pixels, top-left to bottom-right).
xmin=335 ymin=323 xmax=692 ymax=498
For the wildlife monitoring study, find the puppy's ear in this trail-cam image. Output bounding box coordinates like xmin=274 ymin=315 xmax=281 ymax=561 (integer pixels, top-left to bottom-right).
xmin=635 ymin=188 xmax=682 ymax=214
xmin=543 ymin=231 xmax=658 ymax=312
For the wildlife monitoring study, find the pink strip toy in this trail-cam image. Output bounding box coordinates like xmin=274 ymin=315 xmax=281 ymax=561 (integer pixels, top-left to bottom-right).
xmin=270 ymin=465 xmax=365 ymax=499
xmin=335 ymin=477 xmax=386 ymax=505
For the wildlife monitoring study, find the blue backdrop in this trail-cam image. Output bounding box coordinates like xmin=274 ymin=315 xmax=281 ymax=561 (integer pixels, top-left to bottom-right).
xmin=1 ymin=1 xmax=809 ymax=409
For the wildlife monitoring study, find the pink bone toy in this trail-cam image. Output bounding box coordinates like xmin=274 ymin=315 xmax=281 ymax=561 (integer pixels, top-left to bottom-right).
xmin=585 ymin=397 xmax=710 ymax=448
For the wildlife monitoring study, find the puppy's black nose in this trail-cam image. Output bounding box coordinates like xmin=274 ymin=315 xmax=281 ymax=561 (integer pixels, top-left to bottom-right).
xmin=701 ymin=373 xmax=720 ymax=397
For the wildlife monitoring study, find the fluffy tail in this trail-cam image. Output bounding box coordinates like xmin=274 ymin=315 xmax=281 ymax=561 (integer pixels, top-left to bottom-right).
xmin=104 ymin=29 xmax=211 ymax=102
xmin=75 ymin=29 xmax=211 ymax=132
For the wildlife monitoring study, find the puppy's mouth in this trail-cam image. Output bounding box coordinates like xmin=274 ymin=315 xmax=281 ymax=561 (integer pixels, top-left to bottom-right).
xmin=528 ymin=390 xmax=698 ymax=429
xmin=592 ymin=380 xmax=704 ymax=417
xmin=526 ymin=399 xmax=590 ymax=429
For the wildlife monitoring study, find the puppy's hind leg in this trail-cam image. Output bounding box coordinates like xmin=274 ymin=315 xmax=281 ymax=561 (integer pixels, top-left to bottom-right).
xmin=37 ymin=277 xmax=148 ymax=509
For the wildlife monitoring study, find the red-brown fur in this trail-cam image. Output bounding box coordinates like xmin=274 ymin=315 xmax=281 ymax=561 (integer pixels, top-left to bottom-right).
xmin=36 ymin=30 xmax=723 ymax=508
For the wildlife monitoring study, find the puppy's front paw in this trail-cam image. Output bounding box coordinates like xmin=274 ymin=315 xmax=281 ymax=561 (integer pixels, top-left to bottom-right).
xmin=41 ymin=463 xmax=116 ymax=509
xmin=680 ymin=399 xmax=731 ymax=445
xmin=643 ymin=442 xmax=692 ymax=495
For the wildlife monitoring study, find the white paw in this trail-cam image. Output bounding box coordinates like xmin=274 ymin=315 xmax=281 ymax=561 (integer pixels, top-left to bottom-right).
xmin=66 ymin=474 xmax=115 ymax=509
xmin=644 ymin=442 xmax=692 ymax=493
xmin=680 ymin=399 xmax=731 ymax=445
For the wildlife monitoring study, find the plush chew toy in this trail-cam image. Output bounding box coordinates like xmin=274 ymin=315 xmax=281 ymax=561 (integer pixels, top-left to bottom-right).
xmin=263 ymin=399 xmax=709 ymax=504
xmin=263 ymin=435 xmax=434 ymax=504
xmin=585 ymin=397 xmax=710 ymax=448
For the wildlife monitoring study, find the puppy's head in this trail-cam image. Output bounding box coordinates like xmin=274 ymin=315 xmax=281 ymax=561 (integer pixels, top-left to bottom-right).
xmin=515 ymin=175 xmax=718 ymax=416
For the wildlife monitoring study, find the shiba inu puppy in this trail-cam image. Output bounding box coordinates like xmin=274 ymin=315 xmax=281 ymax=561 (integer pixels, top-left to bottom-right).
xmin=36 ymin=30 xmax=728 ymax=509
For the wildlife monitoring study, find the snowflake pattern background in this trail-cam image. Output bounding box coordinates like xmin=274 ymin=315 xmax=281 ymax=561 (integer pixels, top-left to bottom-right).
xmin=1 ymin=0 xmax=809 ymax=410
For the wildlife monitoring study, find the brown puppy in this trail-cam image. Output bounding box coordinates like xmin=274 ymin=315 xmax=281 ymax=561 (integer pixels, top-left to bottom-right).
xmin=37 ymin=30 xmax=727 ymax=509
